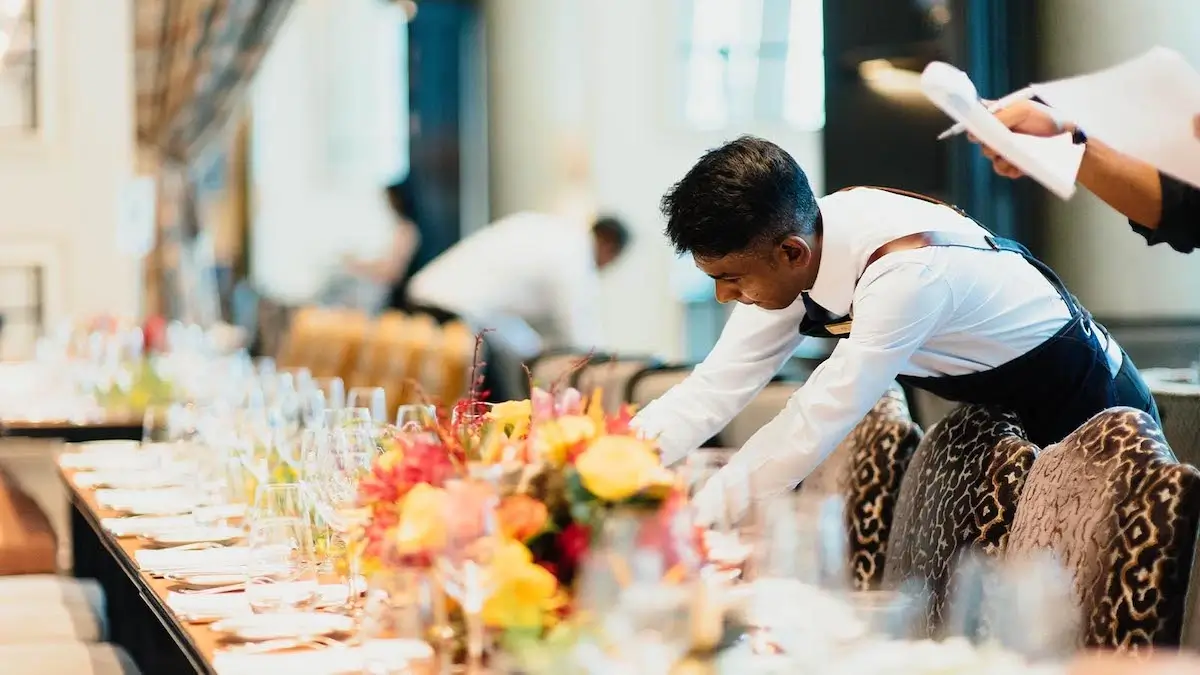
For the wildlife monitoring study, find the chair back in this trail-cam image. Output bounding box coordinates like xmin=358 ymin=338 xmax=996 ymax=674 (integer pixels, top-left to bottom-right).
xmin=627 ymin=365 xmax=693 ymax=411
xmin=576 ymin=356 xmax=660 ymax=412
xmin=1006 ymin=407 xmax=1200 ymax=650
xmin=882 ymin=404 xmax=1039 ymax=637
xmin=801 ymin=387 xmax=923 ymax=590
xmin=721 ymin=380 xmax=803 ymax=448
xmin=527 ymin=351 xmax=591 ymax=391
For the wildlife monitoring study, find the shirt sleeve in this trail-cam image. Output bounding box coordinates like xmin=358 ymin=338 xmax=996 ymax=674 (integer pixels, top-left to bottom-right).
xmin=692 ymin=262 xmax=953 ymax=523
xmin=633 ymin=300 xmax=806 ymax=466
xmin=1129 ymin=171 xmax=1200 ymax=253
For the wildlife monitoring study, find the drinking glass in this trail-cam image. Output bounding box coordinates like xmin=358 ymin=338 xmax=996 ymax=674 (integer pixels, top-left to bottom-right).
xmin=395 ymin=404 xmax=438 ymax=434
xmin=311 ymin=425 xmax=379 ymax=610
xmin=438 ymin=479 xmax=500 ymax=672
xmin=348 ymin=387 xmax=388 ymax=426
xmin=315 ymin=376 xmax=346 ymax=411
xmin=325 ymin=407 xmax=373 ymax=431
xmin=451 ymin=401 xmax=492 ymax=461
xmin=246 ymin=483 xmax=320 ymax=613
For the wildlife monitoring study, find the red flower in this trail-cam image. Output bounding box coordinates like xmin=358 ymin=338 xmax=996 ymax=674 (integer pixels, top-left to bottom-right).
xmin=558 ymin=523 xmax=591 ymax=569
xmin=605 ymin=405 xmax=637 ymax=435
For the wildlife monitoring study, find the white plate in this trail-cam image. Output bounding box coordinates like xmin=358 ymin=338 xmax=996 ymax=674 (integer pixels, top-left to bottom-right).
xmin=168 ymin=573 xmax=247 ymax=590
xmin=191 ymin=503 xmax=247 ymax=522
xmin=143 ymin=526 xmax=244 ymax=548
xmin=211 ymin=612 xmax=356 ymax=642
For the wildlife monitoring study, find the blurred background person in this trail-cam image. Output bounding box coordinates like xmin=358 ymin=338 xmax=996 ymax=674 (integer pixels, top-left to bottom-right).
xmin=406 ymin=211 xmax=629 ymax=349
xmin=321 ymin=183 xmax=421 ymax=312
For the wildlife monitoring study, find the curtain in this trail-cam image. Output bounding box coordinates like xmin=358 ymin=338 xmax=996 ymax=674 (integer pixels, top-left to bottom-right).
xmin=134 ymin=0 xmax=295 ymax=321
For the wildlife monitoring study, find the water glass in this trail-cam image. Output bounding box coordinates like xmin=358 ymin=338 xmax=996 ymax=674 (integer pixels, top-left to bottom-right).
xmin=348 ymin=387 xmax=388 ymax=426
xmin=315 ymin=376 xmax=346 ymax=411
xmin=438 ymin=479 xmax=499 ymax=671
xmin=395 ymin=404 xmax=438 ymax=433
xmin=246 ymin=484 xmax=319 ymax=613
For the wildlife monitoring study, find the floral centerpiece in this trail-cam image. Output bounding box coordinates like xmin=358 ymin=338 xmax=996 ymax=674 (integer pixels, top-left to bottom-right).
xmin=352 ymin=348 xmax=698 ymax=650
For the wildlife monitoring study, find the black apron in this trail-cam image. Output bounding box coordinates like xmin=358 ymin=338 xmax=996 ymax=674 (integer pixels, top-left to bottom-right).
xmin=799 ymin=188 xmax=1159 ymax=447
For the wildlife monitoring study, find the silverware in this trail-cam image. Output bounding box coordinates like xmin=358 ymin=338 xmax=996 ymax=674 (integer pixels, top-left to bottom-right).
xmin=224 ymin=635 xmax=350 ymax=654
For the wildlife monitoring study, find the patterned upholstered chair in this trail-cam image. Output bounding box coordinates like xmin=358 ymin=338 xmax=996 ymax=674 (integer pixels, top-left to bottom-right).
xmin=1006 ymin=407 xmax=1200 ymax=650
xmin=881 ymin=405 xmax=1039 ymax=636
xmin=801 ymin=387 xmax=924 ymax=590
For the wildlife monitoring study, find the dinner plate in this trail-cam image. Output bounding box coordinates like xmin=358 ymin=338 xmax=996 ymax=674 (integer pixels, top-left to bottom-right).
xmin=167 ymin=572 xmax=247 ymax=590
xmin=191 ymin=503 xmax=247 ymax=522
xmin=142 ymin=526 xmax=244 ymax=548
xmin=211 ymin=612 xmax=356 ymax=642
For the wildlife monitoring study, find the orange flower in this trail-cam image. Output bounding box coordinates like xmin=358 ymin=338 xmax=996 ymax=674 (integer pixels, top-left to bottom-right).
xmin=496 ymin=494 xmax=549 ymax=542
xmin=392 ymin=483 xmax=448 ymax=555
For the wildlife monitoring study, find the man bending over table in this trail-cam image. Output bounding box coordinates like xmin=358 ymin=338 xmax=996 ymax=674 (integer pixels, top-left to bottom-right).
xmin=632 ymin=136 xmax=1158 ymax=519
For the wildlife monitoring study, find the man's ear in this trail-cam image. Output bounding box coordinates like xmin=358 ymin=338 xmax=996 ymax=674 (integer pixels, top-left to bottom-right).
xmin=778 ymin=235 xmax=812 ymax=268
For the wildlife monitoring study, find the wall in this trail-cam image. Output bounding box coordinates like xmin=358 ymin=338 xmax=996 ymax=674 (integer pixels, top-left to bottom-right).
xmin=0 ymin=0 xmax=136 ymax=358
xmin=250 ymin=0 xmax=406 ymax=305
xmin=486 ymin=0 xmax=823 ymax=360
xmin=1039 ymin=0 xmax=1200 ymax=317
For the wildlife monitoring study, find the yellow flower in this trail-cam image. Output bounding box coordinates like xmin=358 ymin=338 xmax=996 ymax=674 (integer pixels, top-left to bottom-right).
xmin=574 ymin=435 xmax=663 ymax=502
xmin=482 ymin=539 xmax=565 ymax=629
xmin=489 ymin=399 xmax=533 ymax=438
xmin=392 ymin=483 xmax=448 ymax=555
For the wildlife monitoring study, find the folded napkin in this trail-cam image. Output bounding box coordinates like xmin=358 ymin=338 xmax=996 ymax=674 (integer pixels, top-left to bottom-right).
xmin=135 ymin=546 xmax=249 ymax=574
xmin=212 ymin=639 xmax=433 ymax=675
xmin=168 ymin=584 xmax=350 ymax=620
xmin=95 ymin=487 xmax=203 ymax=514
xmin=101 ymin=515 xmax=198 ymax=538
xmin=74 ymin=468 xmax=187 ymax=490
xmin=60 ymin=447 xmax=145 ymax=471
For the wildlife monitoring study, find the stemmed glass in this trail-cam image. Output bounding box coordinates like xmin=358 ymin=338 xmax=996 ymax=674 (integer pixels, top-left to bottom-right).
xmin=395 ymin=404 xmax=438 ymax=434
xmin=246 ymin=483 xmax=320 ymax=613
xmin=451 ymin=401 xmax=493 ymax=462
xmin=310 ymin=423 xmax=380 ymax=612
xmin=315 ymin=376 xmax=346 ymax=411
xmin=348 ymin=387 xmax=388 ymax=426
xmin=438 ymin=478 xmax=500 ymax=673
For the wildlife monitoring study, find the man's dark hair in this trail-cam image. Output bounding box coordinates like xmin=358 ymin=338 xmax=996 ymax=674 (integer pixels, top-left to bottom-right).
xmin=592 ymin=215 xmax=631 ymax=254
xmin=661 ymin=136 xmax=819 ymax=258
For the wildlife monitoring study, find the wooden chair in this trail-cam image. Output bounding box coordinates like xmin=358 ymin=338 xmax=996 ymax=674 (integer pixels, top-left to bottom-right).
xmin=1006 ymin=407 xmax=1200 ymax=650
xmin=881 ymin=405 xmax=1039 ymax=637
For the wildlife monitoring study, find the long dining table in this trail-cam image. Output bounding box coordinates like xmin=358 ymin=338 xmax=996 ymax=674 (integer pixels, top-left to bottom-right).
xmin=62 ymin=463 xmax=222 ymax=674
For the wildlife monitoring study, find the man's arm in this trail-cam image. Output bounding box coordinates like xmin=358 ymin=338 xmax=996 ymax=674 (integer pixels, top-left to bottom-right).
xmin=1074 ymin=138 xmax=1163 ymax=229
xmin=634 ymin=300 xmax=806 ymax=465
xmin=692 ymin=263 xmax=952 ymax=521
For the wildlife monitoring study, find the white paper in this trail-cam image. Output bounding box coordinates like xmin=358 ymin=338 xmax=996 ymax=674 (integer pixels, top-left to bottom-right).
xmin=921 ymin=61 xmax=1084 ymax=200
xmin=1031 ymin=47 xmax=1200 ymax=191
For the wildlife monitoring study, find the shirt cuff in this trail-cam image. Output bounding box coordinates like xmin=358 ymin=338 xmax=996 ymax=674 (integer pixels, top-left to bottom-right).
xmin=1128 ymin=172 xmax=1200 ymax=253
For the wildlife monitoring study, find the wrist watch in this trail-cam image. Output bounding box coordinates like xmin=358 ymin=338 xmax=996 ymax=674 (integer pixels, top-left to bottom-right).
xmin=1070 ymin=126 xmax=1088 ymax=145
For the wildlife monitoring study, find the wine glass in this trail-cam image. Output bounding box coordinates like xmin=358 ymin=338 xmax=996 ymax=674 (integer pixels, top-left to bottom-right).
xmin=438 ymin=478 xmax=500 ymax=672
xmin=348 ymin=387 xmax=388 ymax=426
xmin=395 ymin=404 xmax=438 ymax=434
xmin=311 ymin=425 xmax=379 ymax=610
xmin=246 ymin=483 xmax=320 ymax=613
xmin=315 ymin=376 xmax=346 ymax=411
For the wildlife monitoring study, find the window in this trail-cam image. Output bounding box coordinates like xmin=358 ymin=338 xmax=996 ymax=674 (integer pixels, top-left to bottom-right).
xmin=679 ymin=0 xmax=825 ymax=131
xmin=0 ymin=0 xmax=35 ymax=132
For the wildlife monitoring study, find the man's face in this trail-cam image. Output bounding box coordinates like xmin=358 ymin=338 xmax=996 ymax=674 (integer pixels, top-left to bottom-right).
xmin=695 ymin=236 xmax=820 ymax=311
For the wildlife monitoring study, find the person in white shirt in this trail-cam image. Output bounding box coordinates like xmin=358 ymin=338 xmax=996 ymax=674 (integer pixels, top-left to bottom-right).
xmin=406 ymin=210 xmax=629 ymax=361
xmin=633 ymin=136 xmax=1158 ymax=519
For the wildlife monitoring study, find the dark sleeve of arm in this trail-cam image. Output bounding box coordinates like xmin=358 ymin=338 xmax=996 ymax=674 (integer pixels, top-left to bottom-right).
xmin=1129 ymin=172 xmax=1200 ymax=253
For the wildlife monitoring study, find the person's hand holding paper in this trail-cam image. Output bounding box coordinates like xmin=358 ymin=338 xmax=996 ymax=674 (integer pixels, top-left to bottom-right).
xmin=921 ymin=62 xmax=1084 ymax=199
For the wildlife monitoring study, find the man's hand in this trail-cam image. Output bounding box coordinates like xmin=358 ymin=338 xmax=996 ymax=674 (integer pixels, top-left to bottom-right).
xmin=970 ymin=100 xmax=1068 ymax=179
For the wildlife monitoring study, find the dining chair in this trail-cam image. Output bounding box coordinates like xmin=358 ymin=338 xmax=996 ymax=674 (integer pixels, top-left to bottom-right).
xmin=575 ymin=356 xmax=661 ymax=413
xmin=881 ymin=404 xmax=1039 ymax=637
xmin=1006 ymin=407 xmax=1200 ymax=651
xmin=801 ymin=386 xmax=924 ymax=591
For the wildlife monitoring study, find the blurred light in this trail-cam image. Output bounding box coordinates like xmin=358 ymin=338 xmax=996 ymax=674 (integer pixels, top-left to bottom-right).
xmin=858 ymin=58 xmax=924 ymax=99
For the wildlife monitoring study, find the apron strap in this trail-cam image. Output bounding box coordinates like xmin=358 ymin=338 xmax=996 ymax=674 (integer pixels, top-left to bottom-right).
xmin=841 ymin=185 xmax=1089 ymax=323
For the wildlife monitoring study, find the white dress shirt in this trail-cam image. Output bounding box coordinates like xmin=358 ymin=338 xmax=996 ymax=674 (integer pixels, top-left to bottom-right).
xmin=633 ymin=188 xmax=1122 ymax=516
xmin=406 ymin=212 xmax=604 ymax=351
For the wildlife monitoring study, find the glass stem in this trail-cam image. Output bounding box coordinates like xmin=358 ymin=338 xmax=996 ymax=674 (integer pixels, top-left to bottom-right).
xmin=465 ymin=608 xmax=485 ymax=673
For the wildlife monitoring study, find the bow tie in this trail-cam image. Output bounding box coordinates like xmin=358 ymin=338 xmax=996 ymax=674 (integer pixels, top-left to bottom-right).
xmin=802 ymin=292 xmax=837 ymax=323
